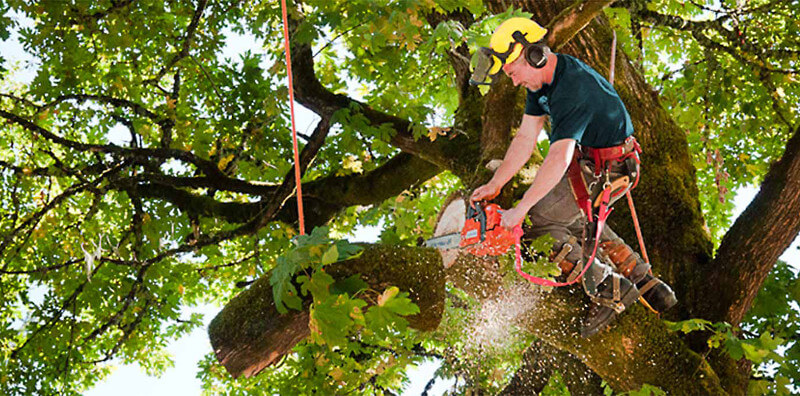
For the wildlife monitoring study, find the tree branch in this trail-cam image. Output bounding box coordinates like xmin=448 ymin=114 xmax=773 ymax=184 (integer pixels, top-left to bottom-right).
xmin=543 ymin=0 xmax=619 ymax=51
xmin=288 ymin=30 xmax=468 ymax=171
xmin=698 ymin=124 xmax=800 ymax=325
xmin=209 ymin=242 xmax=727 ymax=394
xmin=633 ymin=7 xmax=799 ymax=75
xmin=208 ymin=244 xmax=446 ymax=378
xmin=145 ymin=0 xmax=208 ymax=85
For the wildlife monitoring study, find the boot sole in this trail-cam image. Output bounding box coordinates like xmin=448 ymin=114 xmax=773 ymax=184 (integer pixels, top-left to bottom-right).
xmin=581 ymin=285 xmax=640 ymax=338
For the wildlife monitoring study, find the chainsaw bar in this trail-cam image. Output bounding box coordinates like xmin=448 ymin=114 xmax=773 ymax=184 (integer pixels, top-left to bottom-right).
xmin=423 ymin=233 xmax=462 ymax=249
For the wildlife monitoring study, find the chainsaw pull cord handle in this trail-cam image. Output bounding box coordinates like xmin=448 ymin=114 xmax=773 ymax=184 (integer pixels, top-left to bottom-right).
xmin=467 ymin=201 xmax=488 ymax=242
xmin=513 ymin=187 xmax=613 ymax=288
xmin=478 ymin=205 xmax=487 ymax=242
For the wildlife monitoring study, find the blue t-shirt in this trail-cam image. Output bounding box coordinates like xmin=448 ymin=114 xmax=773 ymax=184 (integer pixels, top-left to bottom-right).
xmin=524 ymin=53 xmax=633 ymax=148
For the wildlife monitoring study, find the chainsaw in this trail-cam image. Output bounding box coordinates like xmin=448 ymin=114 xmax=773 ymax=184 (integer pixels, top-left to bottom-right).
xmin=424 ymin=202 xmax=517 ymax=256
xmin=426 ymin=201 xmax=597 ymax=289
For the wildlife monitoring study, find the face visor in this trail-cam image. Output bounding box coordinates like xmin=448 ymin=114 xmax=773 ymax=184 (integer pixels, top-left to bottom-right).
xmin=469 ymin=31 xmax=534 ymax=86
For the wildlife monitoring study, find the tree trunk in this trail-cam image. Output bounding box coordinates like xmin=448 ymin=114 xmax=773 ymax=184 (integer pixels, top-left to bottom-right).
xmin=500 ymin=340 xmax=604 ymax=395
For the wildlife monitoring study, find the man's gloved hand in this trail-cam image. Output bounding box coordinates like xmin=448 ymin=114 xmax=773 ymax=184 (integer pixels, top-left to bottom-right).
xmin=470 ymin=181 xmax=502 ymax=203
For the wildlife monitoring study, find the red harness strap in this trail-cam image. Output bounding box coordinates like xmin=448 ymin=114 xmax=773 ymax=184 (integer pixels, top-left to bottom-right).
xmin=567 ymin=150 xmax=593 ymax=218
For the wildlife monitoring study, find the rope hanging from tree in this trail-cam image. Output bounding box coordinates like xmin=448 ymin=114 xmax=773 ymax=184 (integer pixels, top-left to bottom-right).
xmin=609 ymin=29 xmax=651 ymax=266
xmin=279 ymin=0 xmax=306 ymax=235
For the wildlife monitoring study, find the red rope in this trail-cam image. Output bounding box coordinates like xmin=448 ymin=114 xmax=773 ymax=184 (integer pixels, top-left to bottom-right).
xmin=513 ymin=188 xmax=613 ymax=288
xmin=610 ymin=32 xmax=651 ymax=269
xmin=626 ymin=191 xmax=650 ymax=265
xmin=279 ymin=0 xmax=305 ymax=235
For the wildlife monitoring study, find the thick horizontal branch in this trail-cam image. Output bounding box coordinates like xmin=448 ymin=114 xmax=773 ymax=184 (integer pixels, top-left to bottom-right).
xmin=208 ymin=244 xmax=446 ymax=378
xmin=277 ymin=153 xmax=442 ymax=229
xmin=209 ymin=238 xmax=727 ymax=393
xmin=699 ymin=124 xmax=800 ymax=325
xmin=128 ymin=152 xmax=440 ymax=229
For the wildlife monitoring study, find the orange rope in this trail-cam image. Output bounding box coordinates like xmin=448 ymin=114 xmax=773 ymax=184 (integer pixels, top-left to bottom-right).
xmin=279 ymin=0 xmax=305 ymax=235
xmin=626 ymin=191 xmax=650 ymax=266
xmin=611 ymin=30 xmax=652 ymax=271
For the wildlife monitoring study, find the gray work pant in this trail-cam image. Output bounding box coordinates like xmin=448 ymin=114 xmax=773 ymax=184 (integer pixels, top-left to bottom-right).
xmin=523 ymin=171 xmax=630 ymax=291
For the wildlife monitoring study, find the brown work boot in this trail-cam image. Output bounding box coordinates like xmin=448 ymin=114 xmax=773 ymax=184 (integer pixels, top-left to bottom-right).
xmin=580 ymin=272 xmax=640 ymax=337
xmin=599 ymin=239 xmax=677 ymax=313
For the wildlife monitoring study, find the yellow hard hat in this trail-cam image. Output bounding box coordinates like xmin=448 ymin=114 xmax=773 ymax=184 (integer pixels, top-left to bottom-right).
xmin=470 ymin=18 xmax=548 ymax=85
xmin=489 ymin=18 xmax=548 ymax=75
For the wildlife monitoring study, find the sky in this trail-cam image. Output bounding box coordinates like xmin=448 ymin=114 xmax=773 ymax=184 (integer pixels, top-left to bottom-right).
xmin=2 ymin=8 xmax=799 ymax=396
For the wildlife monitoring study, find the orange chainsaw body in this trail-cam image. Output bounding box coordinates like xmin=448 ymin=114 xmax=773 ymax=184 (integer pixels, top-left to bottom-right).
xmin=460 ymin=203 xmax=516 ymax=256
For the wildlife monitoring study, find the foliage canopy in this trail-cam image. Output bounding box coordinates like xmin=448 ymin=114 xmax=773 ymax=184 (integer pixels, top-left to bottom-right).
xmin=1 ymin=0 xmax=799 ymax=395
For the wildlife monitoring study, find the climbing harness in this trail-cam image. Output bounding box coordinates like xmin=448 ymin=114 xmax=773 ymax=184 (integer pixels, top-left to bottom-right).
xmin=512 ymin=137 xmax=642 ymax=291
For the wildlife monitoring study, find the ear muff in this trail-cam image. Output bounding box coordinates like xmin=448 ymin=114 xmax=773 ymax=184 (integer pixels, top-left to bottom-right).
xmin=524 ymin=44 xmax=548 ymax=69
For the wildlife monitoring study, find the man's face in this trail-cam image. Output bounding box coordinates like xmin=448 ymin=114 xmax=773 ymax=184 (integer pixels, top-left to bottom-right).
xmin=502 ymin=55 xmax=545 ymax=91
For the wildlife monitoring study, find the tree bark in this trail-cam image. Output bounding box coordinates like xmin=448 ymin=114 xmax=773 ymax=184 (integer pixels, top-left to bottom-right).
xmin=500 ymin=340 xmax=604 ymax=395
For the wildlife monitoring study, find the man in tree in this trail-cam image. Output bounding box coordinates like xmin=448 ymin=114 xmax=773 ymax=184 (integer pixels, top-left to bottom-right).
xmin=469 ymin=17 xmax=677 ymax=336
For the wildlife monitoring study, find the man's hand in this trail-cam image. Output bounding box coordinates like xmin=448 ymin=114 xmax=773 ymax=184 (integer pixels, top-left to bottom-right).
xmin=470 ymin=181 xmax=502 ymax=203
xmin=500 ymin=205 xmax=527 ymax=230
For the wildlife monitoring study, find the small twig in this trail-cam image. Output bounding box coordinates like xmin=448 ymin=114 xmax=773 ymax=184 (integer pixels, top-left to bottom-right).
xmin=189 ymin=55 xmax=226 ymax=105
xmin=197 ymin=252 xmax=257 ymax=276
xmin=312 ymin=23 xmax=365 ymax=58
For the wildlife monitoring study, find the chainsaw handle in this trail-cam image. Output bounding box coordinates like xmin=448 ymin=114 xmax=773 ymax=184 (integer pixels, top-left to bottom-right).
xmin=466 ymin=201 xmax=487 ymax=242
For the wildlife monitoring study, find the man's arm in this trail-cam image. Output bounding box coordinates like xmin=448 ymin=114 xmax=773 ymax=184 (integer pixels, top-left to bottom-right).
xmin=471 ymin=115 xmax=546 ymax=202
xmin=518 ymin=138 xmax=576 ymax=212
xmin=498 ymin=137 xmax=576 ymax=229
xmin=489 ymin=114 xmax=546 ymax=187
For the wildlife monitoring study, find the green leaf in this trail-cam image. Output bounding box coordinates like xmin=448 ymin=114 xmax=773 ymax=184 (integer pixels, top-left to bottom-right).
xmin=663 ymin=318 xmax=712 ymax=334
xmin=331 ymin=274 xmax=369 ymax=296
xmin=725 ymin=337 xmax=744 ymax=360
xmin=306 ymin=270 xmax=335 ymax=303
xmin=321 ymin=244 xmax=339 ymax=265
xmin=540 ymin=371 xmax=570 ymax=396
xmin=309 ymin=294 xmax=367 ymax=347
xmin=334 ymin=240 xmax=363 ymax=260
xmin=364 ymin=287 xmax=419 ymax=340
xmin=270 ymin=255 xmax=302 ymax=314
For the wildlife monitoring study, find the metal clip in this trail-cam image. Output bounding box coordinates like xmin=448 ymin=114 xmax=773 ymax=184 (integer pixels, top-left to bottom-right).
xmin=602 ymin=170 xmax=612 ymax=190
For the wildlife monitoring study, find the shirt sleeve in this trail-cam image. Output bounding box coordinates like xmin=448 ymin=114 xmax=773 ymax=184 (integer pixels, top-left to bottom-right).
xmin=524 ymin=89 xmax=546 ymax=116
xmin=549 ymin=99 xmax=591 ymax=143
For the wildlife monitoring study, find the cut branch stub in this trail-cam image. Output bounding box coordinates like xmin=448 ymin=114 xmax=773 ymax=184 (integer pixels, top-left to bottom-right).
xmin=207 ymin=244 xmax=445 ymax=378
xmin=432 ymin=192 xmax=468 ymax=268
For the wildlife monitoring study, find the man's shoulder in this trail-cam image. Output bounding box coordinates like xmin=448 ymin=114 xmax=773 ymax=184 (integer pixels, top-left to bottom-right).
xmin=555 ymin=53 xmax=599 ymax=81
